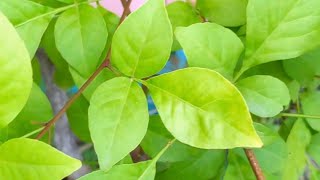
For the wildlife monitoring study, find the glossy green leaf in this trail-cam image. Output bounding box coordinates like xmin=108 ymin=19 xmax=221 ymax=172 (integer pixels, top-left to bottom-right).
xmin=89 ymin=77 xmax=149 ymax=170
xmin=0 ymin=83 xmax=52 ymax=141
xmin=67 ymin=95 xmax=91 ymax=142
xmin=69 ymin=67 xmax=115 ymax=100
xmin=0 ymin=138 xmax=81 ymax=179
xmin=176 ymin=23 xmax=244 ymax=79
xmin=141 ymin=116 xmax=226 ymax=180
xmin=146 ymin=68 xmax=262 ymax=149
xmin=242 ymin=0 xmax=320 ymax=72
xmin=308 ymin=133 xmax=320 ymax=165
xmin=41 ymin=18 xmax=74 ymax=89
xmin=55 ymin=4 xmax=108 ymax=77
xmin=111 ymin=0 xmax=173 ymax=78
xmin=283 ymin=48 xmax=320 ymax=86
xmin=283 ymin=119 xmax=311 ymax=180
xmin=0 ymin=0 xmax=53 ymax=58
xmin=236 ymin=75 xmax=290 ymax=117
xmin=166 ymin=1 xmax=201 ymax=51
xmin=196 ymin=0 xmax=247 ymax=27
xmin=0 ymin=12 xmax=32 ymax=128
xmin=301 ymin=91 xmax=320 ymax=131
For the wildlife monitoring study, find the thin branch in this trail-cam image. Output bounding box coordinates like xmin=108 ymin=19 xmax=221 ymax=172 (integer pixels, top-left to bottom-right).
xmin=281 ymin=113 xmax=320 ymax=119
xmin=120 ymin=0 xmax=131 ymax=14
xmin=244 ymin=149 xmax=265 ymax=180
xmin=36 ymin=0 xmax=133 ymax=140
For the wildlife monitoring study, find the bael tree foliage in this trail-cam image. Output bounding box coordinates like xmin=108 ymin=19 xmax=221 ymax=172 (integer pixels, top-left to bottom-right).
xmin=0 ymin=0 xmax=320 ymax=179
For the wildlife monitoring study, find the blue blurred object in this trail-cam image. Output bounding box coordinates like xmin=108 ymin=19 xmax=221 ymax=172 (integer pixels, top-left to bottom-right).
xmin=148 ymin=50 xmax=187 ymax=115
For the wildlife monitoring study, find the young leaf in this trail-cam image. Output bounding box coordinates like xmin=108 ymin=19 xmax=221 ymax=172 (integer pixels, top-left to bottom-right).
xmin=166 ymin=1 xmax=201 ymax=51
xmin=0 ymin=12 xmax=32 ymax=128
xmin=196 ymin=0 xmax=247 ymax=27
xmin=283 ymin=119 xmax=311 ymax=180
xmin=89 ymin=77 xmax=149 ymax=170
xmin=175 ymin=23 xmax=244 ymax=79
xmin=236 ymin=75 xmax=290 ymax=117
xmin=55 ymin=4 xmax=108 ymax=77
xmin=0 ymin=138 xmax=81 ymax=179
xmin=41 ymin=19 xmax=74 ymax=89
xmin=67 ymin=95 xmax=91 ymax=142
xmin=0 ymin=0 xmax=53 ymax=58
xmin=283 ymin=48 xmax=320 ymax=86
xmin=111 ymin=0 xmax=173 ymax=78
xmin=242 ymin=0 xmax=320 ymax=71
xmin=146 ymin=67 xmax=262 ymax=149
xmin=0 ymin=83 xmax=52 ymax=141
xmin=141 ymin=116 xmax=226 ymax=180
xmin=301 ymin=91 xmax=320 ymax=131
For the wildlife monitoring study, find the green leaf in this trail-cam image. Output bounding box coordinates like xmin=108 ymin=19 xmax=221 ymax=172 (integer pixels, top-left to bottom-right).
xmin=166 ymin=1 xmax=201 ymax=51
xmin=79 ymin=161 xmax=155 ymax=180
xmin=69 ymin=67 xmax=115 ymax=100
xmin=89 ymin=77 xmax=149 ymax=170
xmin=301 ymin=91 xmax=320 ymax=131
xmin=236 ymin=75 xmax=290 ymax=117
xmin=0 ymin=12 xmax=32 ymax=128
xmin=55 ymin=4 xmax=108 ymax=77
xmin=196 ymin=0 xmax=247 ymax=27
xmin=0 ymin=83 xmax=52 ymax=141
xmin=29 ymin=0 xmax=67 ymax=8
xmin=175 ymin=23 xmax=244 ymax=79
xmin=308 ymin=133 xmax=320 ymax=165
xmin=145 ymin=68 xmax=262 ymax=149
xmin=242 ymin=0 xmax=320 ymax=71
xmin=253 ymin=123 xmax=288 ymax=178
xmin=97 ymin=5 xmax=120 ymax=51
xmin=224 ymin=149 xmax=255 ymax=180
xmin=141 ymin=116 xmax=226 ymax=180
xmin=67 ymin=95 xmax=91 ymax=142
xmin=41 ymin=18 xmax=74 ymax=89
xmin=0 ymin=0 xmax=53 ymax=58
xmin=283 ymin=119 xmax=311 ymax=180
xmin=111 ymin=0 xmax=173 ymax=78
xmin=283 ymin=48 xmax=320 ymax=86
xmin=0 ymin=138 xmax=81 ymax=179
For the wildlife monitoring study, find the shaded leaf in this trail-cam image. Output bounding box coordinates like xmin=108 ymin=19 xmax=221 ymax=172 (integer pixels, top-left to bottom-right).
xmin=236 ymin=75 xmax=290 ymax=117
xmin=196 ymin=0 xmax=247 ymax=27
xmin=301 ymin=91 xmax=320 ymax=131
xmin=166 ymin=1 xmax=201 ymax=51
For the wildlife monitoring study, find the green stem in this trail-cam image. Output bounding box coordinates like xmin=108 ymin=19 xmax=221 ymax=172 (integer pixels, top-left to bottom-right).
xmin=233 ymin=67 xmax=247 ymax=82
xmin=15 ymin=0 xmax=102 ymax=28
xmin=22 ymin=127 xmax=45 ymax=138
xmin=281 ymin=113 xmax=320 ymax=119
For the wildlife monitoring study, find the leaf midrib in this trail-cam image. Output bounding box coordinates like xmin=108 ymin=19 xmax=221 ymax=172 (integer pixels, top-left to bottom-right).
xmin=245 ymin=0 xmax=301 ymax=67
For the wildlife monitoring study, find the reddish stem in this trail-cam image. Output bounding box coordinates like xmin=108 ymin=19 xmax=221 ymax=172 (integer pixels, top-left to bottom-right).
xmin=244 ymin=149 xmax=265 ymax=180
